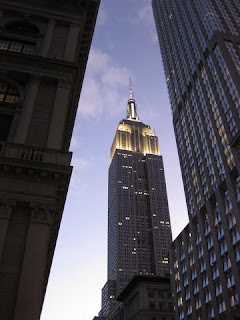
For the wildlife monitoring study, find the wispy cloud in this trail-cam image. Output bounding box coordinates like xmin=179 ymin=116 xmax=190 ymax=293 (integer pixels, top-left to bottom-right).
xmin=96 ymin=4 xmax=108 ymax=26
xmin=78 ymin=48 xmax=130 ymax=119
xmin=137 ymin=4 xmax=154 ymax=26
xmin=69 ymin=156 xmax=93 ymax=194
xmin=71 ymin=157 xmax=90 ymax=170
xmin=152 ymin=33 xmax=158 ymax=43
xmin=70 ymin=135 xmax=79 ymax=150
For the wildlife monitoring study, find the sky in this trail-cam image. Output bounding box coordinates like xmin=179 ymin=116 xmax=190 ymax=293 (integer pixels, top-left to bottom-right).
xmin=41 ymin=1 xmax=189 ymax=319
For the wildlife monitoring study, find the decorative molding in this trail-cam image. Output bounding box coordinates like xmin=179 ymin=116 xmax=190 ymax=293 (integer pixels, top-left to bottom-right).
xmin=20 ymin=146 xmax=44 ymax=162
xmin=30 ymin=203 xmax=57 ymax=225
xmin=58 ymin=78 xmax=72 ymax=89
xmin=70 ymin=23 xmax=80 ymax=29
xmin=31 ymin=74 xmax=42 ymax=82
xmin=13 ymin=0 xmax=88 ymax=13
xmin=0 ymin=200 xmax=16 ymax=218
xmin=48 ymin=18 xmax=55 ymax=25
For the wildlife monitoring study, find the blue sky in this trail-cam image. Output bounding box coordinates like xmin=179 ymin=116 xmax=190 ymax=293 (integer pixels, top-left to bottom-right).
xmin=41 ymin=1 xmax=188 ymax=319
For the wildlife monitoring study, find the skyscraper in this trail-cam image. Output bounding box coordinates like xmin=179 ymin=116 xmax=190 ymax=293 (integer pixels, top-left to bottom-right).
xmin=152 ymin=0 xmax=240 ymax=318
xmin=100 ymin=82 xmax=172 ymax=317
xmin=0 ymin=0 xmax=99 ymax=319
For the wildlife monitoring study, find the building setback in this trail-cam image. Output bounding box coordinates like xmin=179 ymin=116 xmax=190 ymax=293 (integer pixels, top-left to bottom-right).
xmin=152 ymin=0 xmax=240 ymax=319
xmin=104 ymin=275 xmax=174 ymax=320
xmin=0 ymin=0 xmax=99 ymax=319
xmin=99 ymin=83 xmax=172 ymax=317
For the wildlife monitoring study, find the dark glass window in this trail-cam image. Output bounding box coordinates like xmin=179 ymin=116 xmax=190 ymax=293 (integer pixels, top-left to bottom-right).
xmin=149 ymin=291 xmax=154 ymax=298
xmin=0 ymin=115 xmax=13 ymax=141
xmin=7 ymin=21 xmax=39 ymax=34
xmin=0 ymin=82 xmax=20 ymax=104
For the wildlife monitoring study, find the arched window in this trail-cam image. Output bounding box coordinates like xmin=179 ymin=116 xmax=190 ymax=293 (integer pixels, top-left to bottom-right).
xmin=0 ymin=38 xmax=35 ymax=54
xmin=0 ymin=21 xmax=39 ymax=55
xmin=0 ymin=81 xmax=20 ymax=104
xmin=6 ymin=21 xmax=39 ymax=35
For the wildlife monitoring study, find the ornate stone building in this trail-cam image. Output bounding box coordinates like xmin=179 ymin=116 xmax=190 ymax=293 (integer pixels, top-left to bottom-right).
xmin=0 ymin=0 xmax=100 ymax=319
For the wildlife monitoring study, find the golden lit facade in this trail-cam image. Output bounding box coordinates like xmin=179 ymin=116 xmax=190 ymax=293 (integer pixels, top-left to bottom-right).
xmin=110 ymin=121 xmax=160 ymax=163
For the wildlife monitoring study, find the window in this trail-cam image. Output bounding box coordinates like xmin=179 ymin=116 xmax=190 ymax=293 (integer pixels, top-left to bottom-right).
xmin=0 ymin=82 xmax=20 ymax=104
xmin=0 ymin=38 xmax=35 ymax=55
xmin=0 ymin=115 xmax=13 ymax=141
xmin=0 ymin=21 xmax=39 ymax=56
xmin=6 ymin=21 xmax=39 ymax=35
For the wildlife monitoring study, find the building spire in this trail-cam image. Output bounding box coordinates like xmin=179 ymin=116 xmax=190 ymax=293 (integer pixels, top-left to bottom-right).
xmin=127 ymin=78 xmax=139 ymax=121
xmin=129 ymin=77 xmax=133 ymax=99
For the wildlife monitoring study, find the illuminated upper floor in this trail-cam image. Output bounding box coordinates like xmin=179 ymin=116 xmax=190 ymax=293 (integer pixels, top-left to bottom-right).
xmin=110 ymin=81 xmax=160 ymax=163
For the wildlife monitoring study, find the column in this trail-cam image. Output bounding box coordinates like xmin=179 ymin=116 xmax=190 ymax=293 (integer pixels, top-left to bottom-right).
xmin=40 ymin=19 xmax=56 ymax=57
xmin=47 ymin=80 xmax=71 ymax=150
xmin=13 ymin=206 xmax=53 ymax=320
xmin=64 ymin=24 xmax=80 ymax=62
xmin=14 ymin=77 xmax=40 ymax=144
xmin=0 ymin=202 xmax=14 ymax=260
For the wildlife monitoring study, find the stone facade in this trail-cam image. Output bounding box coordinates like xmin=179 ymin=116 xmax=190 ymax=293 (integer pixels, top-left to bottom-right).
xmin=0 ymin=0 xmax=100 ymax=319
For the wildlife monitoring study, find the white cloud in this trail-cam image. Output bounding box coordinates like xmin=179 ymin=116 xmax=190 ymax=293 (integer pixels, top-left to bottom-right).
xmin=101 ymin=66 xmax=129 ymax=88
xmin=78 ymin=76 xmax=103 ymax=118
xmin=69 ymin=156 xmax=93 ymax=194
xmin=97 ymin=5 xmax=108 ymax=26
xmin=88 ymin=48 xmax=111 ymax=75
xmin=127 ymin=3 xmax=157 ymax=43
xmin=78 ymin=48 xmax=130 ymax=119
xmin=71 ymin=157 xmax=89 ymax=170
xmin=70 ymin=135 xmax=79 ymax=150
xmin=137 ymin=4 xmax=154 ymax=26
xmin=152 ymin=33 xmax=158 ymax=43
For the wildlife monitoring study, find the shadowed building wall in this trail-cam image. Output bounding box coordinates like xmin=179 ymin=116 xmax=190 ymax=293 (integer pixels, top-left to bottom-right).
xmin=0 ymin=0 xmax=100 ymax=319
xmin=101 ymin=276 xmax=174 ymax=320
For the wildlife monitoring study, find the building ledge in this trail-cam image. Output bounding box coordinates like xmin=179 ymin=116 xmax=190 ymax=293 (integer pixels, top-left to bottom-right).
xmin=0 ymin=142 xmax=72 ymax=167
xmin=117 ymin=275 xmax=170 ymax=302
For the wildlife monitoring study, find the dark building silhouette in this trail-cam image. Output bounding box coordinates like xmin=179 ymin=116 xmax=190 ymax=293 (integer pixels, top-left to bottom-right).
xmin=101 ymin=276 xmax=174 ymax=320
xmin=152 ymin=0 xmax=240 ymax=318
xmin=99 ymin=83 xmax=172 ymax=317
xmin=0 ymin=0 xmax=99 ymax=319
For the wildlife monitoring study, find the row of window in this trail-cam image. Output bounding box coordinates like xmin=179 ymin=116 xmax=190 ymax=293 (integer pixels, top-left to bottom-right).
xmin=0 ymin=81 xmax=19 ymax=104
xmin=0 ymin=38 xmax=35 ymax=55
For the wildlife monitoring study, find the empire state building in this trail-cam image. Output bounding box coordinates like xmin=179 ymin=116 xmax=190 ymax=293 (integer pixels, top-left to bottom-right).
xmin=100 ymin=82 xmax=172 ymax=317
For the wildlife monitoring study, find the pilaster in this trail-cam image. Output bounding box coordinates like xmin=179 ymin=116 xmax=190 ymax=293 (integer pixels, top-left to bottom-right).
xmin=47 ymin=79 xmax=71 ymax=150
xmin=64 ymin=24 xmax=80 ymax=62
xmin=13 ymin=204 xmax=56 ymax=320
xmin=0 ymin=201 xmax=15 ymax=261
xmin=14 ymin=76 xmax=41 ymax=144
xmin=40 ymin=19 xmax=56 ymax=58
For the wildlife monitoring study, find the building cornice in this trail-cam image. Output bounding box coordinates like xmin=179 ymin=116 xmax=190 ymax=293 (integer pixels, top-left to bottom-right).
xmin=4 ymin=0 xmax=99 ymax=12
xmin=117 ymin=275 xmax=170 ymax=302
